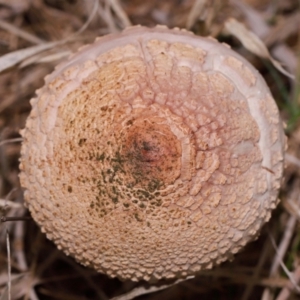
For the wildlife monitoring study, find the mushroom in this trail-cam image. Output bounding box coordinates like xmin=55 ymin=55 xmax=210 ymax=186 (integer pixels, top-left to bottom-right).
xmin=20 ymin=26 xmax=286 ymax=282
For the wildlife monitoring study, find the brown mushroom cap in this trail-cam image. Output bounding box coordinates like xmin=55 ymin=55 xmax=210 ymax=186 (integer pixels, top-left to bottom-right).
xmin=20 ymin=26 xmax=286 ymax=282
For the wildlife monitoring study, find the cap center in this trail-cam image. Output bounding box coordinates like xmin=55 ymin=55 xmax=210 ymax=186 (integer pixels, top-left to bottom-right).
xmin=121 ymin=119 xmax=182 ymax=187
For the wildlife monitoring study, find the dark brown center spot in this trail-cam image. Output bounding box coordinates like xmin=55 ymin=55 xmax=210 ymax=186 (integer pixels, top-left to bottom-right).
xmin=121 ymin=118 xmax=182 ymax=186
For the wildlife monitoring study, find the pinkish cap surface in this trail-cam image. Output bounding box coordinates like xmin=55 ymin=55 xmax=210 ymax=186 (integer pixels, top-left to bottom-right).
xmin=20 ymin=26 xmax=285 ymax=282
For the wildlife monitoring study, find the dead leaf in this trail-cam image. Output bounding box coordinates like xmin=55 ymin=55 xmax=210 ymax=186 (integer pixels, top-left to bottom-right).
xmin=224 ymin=18 xmax=295 ymax=79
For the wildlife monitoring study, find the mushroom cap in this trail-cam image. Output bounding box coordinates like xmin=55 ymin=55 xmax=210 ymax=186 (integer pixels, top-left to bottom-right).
xmin=20 ymin=26 xmax=285 ymax=282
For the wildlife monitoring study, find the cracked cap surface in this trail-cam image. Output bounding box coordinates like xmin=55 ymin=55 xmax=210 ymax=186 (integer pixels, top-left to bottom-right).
xmin=20 ymin=26 xmax=286 ymax=281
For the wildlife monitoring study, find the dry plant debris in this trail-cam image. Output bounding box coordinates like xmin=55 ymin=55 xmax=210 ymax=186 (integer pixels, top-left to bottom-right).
xmin=0 ymin=0 xmax=299 ymax=300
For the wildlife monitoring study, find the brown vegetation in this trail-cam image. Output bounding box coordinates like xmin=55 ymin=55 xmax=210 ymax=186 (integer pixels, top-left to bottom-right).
xmin=0 ymin=1 xmax=299 ymax=299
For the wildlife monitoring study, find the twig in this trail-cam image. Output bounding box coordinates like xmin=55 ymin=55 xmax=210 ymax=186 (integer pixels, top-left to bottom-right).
xmin=13 ymin=211 xmax=27 ymax=270
xmin=1 ymin=216 xmax=31 ymax=222
xmin=261 ymin=184 xmax=300 ymax=300
xmin=13 ymin=210 xmax=39 ymax=300
xmin=6 ymin=229 xmax=12 ymax=300
xmin=0 ymin=207 xmax=25 ymax=244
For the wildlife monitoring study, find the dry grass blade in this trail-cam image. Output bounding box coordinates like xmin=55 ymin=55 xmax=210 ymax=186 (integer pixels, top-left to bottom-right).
xmin=264 ymin=12 xmax=300 ymax=47
xmin=0 ymin=0 xmax=99 ymax=74
xmin=199 ymin=269 xmax=295 ymax=288
xmin=110 ymin=277 xmax=194 ymax=300
xmin=0 ymin=19 xmax=44 ymax=45
xmin=107 ymin=0 xmax=131 ymax=28
xmin=282 ymin=200 xmax=300 ymax=220
xmin=285 ymin=153 xmax=300 ymax=168
xmin=0 ymin=199 xmax=23 ymax=209
xmin=272 ymin=188 xmax=300 ymax=275
xmin=0 ymin=138 xmax=23 ymax=147
xmin=241 ymin=231 xmax=274 ymax=300
xmin=0 ymin=0 xmax=30 ymax=13
xmin=224 ymin=18 xmax=295 ymax=79
xmin=186 ymin=0 xmax=208 ymax=29
xmin=37 ymin=288 xmax=87 ymax=300
xmin=59 ymin=255 xmax=108 ymax=300
xmin=262 ymin=184 xmax=300 ymax=299
xmin=268 ymin=232 xmax=300 ymax=293
xmin=0 ymin=0 xmax=299 ymax=299
xmin=76 ymin=0 xmax=99 ymax=35
xmin=229 ymin=0 xmax=298 ymax=77
xmin=98 ymin=1 xmax=118 ymax=32
xmin=276 ymin=265 xmax=300 ymax=300
xmin=0 ymin=41 xmax=65 ymax=73
xmin=0 ymin=273 xmax=39 ymax=300
xmin=20 ymin=50 xmax=71 ymax=68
